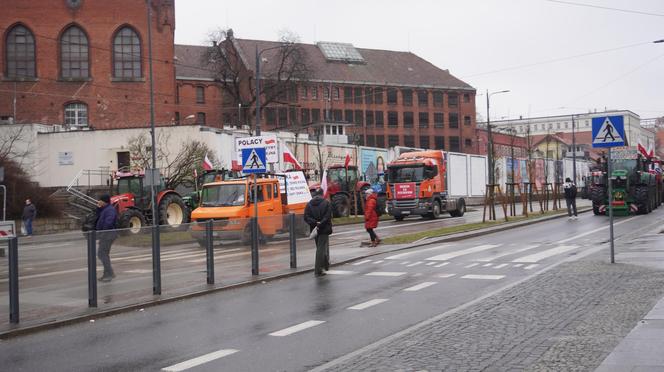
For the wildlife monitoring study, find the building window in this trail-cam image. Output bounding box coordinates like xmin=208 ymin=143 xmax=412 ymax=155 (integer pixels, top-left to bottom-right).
xmin=343 ymin=109 xmax=353 ymax=123
xmin=374 ymin=87 xmax=384 ymax=104
xmin=388 ymin=135 xmax=399 ymax=147
xmin=266 ymin=108 xmax=276 ymax=125
xmin=402 ymin=89 xmax=413 ymax=106
xmin=354 ymin=110 xmax=363 ymax=125
xmin=448 ymin=93 xmax=458 ymax=108
xmin=387 ymin=111 xmax=398 ymax=127
xmin=375 ymin=111 xmax=384 ymax=127
xmin=354 ymin=87 xmax=363 ymax=104
xmin=289 ymin=107 xmax=297 ymax=125
xmin=465 ymin=138 xmax=472 ymax=147
xmin=404 ymin=135 xmax=415 ymax=147
xmin=196 ymin=86 xmax=205 ymax=104
xmin=333 ymin=109 xmax=342 ymax=122
xmin=449 ymin=113 xmax=459 ymax=128
xmin=325 ymin=125 xmax=331 ymax=135
xmin=463 ymin=93 xmax=470 ymax=103
xmin=376 ymin=135 xmax=385 ymax=148
xmin=344 ymin=87 xmax=353 ymax=103
xmin=434 ymin=112 xmax=444 ymax=128
xmin=449 ymin=136 xmax=460 ymax=152
xmin=312 ymin=108 xmax=320 ymax=122
xmin=435 ymin=136 xmax=445 ymax=150
xmin=464 ymin=115 xmax=471 ymax=126
xmin=324 ymin=87 xmax=330 ymax=100
xmin=365 ymin=110 xmax=374 ymax=126
xmin=419 ymin=112 xmax=429 ymax=128
xmin=417 ymin=90 xmax=428 ymax=106
xmin=288 ymin=85 xmax=297 ymax=102
xmin=197 ymin=112 xmax=206 ymax=125
xmin=5 ymin=24 xmax=36 ymax=78
xmin=64 ymin=102 xmax=88 ymax=126
xmin=403 ymin=112 xmax=414 ymax=128
xmin=433 ymin=91 xmax=443 ymax=107
xmin=301 ymin=108 xmax=310 ymax=124
xmin=60 ymin=25 xmax=89 ymax=79
xmin=420 ymin=136 xmax=430 ymax=149
xmin=332 ymin=87 xmax=339 ymax=100
xmin=311 ymin=86 xmax=318 ymax=100
xmin=367 ymin=135 xmax=375 ymax=147
xmin=300 ymin=86 xmax=307 ymax=100
xmin=113 ymin=26 xmax=142 ymax=79
xmin=365 ymin=87 xmax=373 ymax=104
xmin=278 ymin=108 xmax=288 ymax=127
xmin=387 ymin=88 xmax=397 ymax=105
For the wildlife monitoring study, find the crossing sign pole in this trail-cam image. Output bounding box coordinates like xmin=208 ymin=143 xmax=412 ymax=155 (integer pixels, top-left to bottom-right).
xmin=592 ymin=115 xmax=625 ymax=264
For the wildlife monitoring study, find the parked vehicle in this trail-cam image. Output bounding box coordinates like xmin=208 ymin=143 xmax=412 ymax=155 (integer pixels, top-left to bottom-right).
xmin=183 ymin=169 xmax=241 ymax=212
xmin=310 ymin=165 xmax=371 ymax=217
xmin=385 ymin=150 xmax=465 ymax=221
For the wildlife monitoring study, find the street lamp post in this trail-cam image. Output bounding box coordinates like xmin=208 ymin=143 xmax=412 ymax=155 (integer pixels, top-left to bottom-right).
xmin=572 ymin=115 xmax=577 ymax=184
xmin=254 ymin=44 xmax=288 ymax=136
xmin=485 ymin=89 xmax=510 ymax=185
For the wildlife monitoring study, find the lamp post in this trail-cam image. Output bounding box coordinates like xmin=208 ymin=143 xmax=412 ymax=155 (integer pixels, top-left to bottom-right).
xmin=255 ymin=44 xmax=289 ymax=136
xmin=571 ymin=115 xmax=577 ymax=184
xmin=485 ymin=89 xmax=510 ymax=185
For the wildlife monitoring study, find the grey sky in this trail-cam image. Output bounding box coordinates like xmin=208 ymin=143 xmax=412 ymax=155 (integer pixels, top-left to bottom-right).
xmin=174 ymin=0 xmax=664 ymax=121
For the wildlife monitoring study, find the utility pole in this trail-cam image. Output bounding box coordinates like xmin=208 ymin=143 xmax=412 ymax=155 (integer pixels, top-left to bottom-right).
xmin=572 ymin=115 xmax=577 ymax=184
xmin=255 ymin=45 xmax=261 ymax=136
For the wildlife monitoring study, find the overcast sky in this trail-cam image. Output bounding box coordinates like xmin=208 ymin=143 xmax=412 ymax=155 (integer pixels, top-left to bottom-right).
xmin=174 ymin=0 xmax=664 ymax=121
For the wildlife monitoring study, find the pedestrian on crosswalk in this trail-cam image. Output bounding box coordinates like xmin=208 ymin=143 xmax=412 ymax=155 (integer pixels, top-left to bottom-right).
xmin=563 ymin=177 xmax=578 ymax=220
xmin=364 ymin=189 xmax=381 ymax=246
xmin=304 ymin=188 xmax=332 ymax=277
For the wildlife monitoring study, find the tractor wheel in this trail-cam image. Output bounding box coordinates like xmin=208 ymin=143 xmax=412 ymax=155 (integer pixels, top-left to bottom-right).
xmin=635 ymin=186 xmax=649 ymax=215
xmin=394 ymin=215 xmax=405 ymax=222
xmin=427 ymin=200 xmax=442 ymax=219
xmin=159 ymin=194 xmax=189 ymax=226
xmin=118 ymin=209 xmax=146 ymax=234
xmin=332 ymin=194 xmax=350 ymax=218
xmin=450 ymin=199 xmax=466 ymax=217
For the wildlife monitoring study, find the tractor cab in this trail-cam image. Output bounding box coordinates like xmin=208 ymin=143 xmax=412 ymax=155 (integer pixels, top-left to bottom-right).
xmin=325 ymin=165 xmax=360 ymax=197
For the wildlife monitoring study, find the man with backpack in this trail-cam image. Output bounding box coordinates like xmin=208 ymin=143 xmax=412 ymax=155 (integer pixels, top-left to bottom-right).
xmin=563 ymin=177 xmax=578 ymax=220
xmin=364 ymin=189 xmax=381 ymax=246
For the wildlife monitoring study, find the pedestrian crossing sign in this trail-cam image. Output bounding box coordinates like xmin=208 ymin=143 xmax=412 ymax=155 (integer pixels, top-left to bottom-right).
xmin=241 ymin=147 xmax=267 ymax=174
xmin=591 ymin=115 xmax=626 ymax=148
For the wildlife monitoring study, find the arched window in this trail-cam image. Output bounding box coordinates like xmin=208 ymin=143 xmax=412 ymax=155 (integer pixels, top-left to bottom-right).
xmin=64 ymin=102 xmax=88 ymax=127
xmin=112 ymin=26 xmax=141 ymax=79
xmin=5 ymin=24 xmax=36 ymax=78
xmin=60 ymin=26 xmax=89 ymax=78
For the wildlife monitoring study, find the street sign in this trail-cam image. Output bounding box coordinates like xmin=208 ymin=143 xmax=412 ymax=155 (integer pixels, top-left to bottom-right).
xmin=592 ymin=116 xmax=626 ymax=148
xmin=235 ymin=135 xmax=278 ymax=164
xmin=241 ymin=147 xmax=267 ymax=174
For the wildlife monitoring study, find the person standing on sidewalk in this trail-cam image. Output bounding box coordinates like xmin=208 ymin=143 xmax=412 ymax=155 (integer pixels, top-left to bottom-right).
xmin=304 ymin=188 xmax=332 ymax=277
xmin=563 ymin=177 xmax=578 ymax=220
xmin=364 ymin=189 xmax=381 ymax=246
xmin=96 ymin=194 xmax=118 ymax=282
xmin=22 ymin=198 xmax=36 ymax=237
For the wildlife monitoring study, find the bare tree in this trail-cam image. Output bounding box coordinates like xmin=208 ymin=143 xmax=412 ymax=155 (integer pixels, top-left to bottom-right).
xmin=205 ymin=29 xmax=312 ymax=134
xmin=0 ymin=125 xmax=33 ymax=165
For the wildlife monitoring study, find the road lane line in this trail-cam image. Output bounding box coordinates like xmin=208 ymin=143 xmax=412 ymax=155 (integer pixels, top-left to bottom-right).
xmin=384 ymin=244 xmax=450 ymax=260
xmin=365 ymin=272 xmax=407 ymax=277
xmin=127 ymin=251 xmax=205 ymax=262
xmin=403 ymin=282 xmax=438 ymax=291
xmin=0 ymin=268 xmax=87 ymax=283
xmin=161 ymin=349 xmax=239 ymax=371
xmin=475 ymin=244 xmax=540 ymax=262
xmin=425 ymin=262 xmax=436 ymax=266
xmin=438 ymin=274 xmax=456 ymax=278
xmin=461 ymin=274 xmax=505 ymax=280
xmin=434 ymin=262 xmax=449 ymax=268
xmin=373 ymin=260 xmax=384 ymax=264
xmin=352 ymin=260 xmax=372 ymax=266
xmin=512 ymin=245 xmax=579 ymax=263
xmin=269 ymin=320 xmax=325 ymax=337
xmin=482 ymin=263 xmax=493 ymax=267
xmin=347 ymin=299 xmax=389 ymax=310
xmin=186 ymin=248 xmax=280 ymax=263
xmin=524 ymin=264 xmax=539 ymax=270
xmin=426 ymin=244 xmax=501 ymax=261
xmin=513 ymin=264 xmax=523 ymax=267
xmin=400 ymin=261 xmax=410 ymax=265
xmin=493 ymin=264 xmax=508 ymax=269
xmin=464 ymin=263 xmax=479 ymax=268
xmin=558 ymin=216 xmax=636 ymax=243
xmin=406 ymin=261 xmax=424 ymax=267
xmin=326 ymin=270 xmax=355 ymax=275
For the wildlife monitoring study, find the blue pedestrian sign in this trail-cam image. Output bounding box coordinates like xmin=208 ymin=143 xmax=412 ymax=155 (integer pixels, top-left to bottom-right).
xmin=592 ymin=115 xmax=626 ymax=148
xmin=241 ymin=147 xmax=267 ymax=174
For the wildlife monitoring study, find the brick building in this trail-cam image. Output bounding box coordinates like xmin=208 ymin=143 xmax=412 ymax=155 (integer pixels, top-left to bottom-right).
xmin=474 ymin=128 xmax=528 ymax=158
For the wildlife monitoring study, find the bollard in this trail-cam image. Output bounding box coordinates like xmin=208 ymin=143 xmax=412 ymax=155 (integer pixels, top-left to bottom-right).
xmin=152 ymin=224 xmax=161 ymax=295
xmin=87 ymin=230 xmax=97 ymax=307
xmin=8 ymin=237 xmax=19 ymax=323
xmin=289 ymin=213 xmax=297 ymax=268
xmin=205 ymin=220 xmax=214 ymax=284
xmin=251 ymin=217 xmax=259 ymax=275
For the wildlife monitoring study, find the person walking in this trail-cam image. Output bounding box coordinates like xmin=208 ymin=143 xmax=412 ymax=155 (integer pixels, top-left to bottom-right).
xmin=364 ymin=189 xmax=381 ymax=246
xmin=563 ymin=177 xmax=578 ymax=220
xmin=304 ymin=188 xmax=332 ymax=277
xmin=21 ymin=198 xmax=36 ymax=237
xmin=96 ymin=194 xmax=118 ymax=282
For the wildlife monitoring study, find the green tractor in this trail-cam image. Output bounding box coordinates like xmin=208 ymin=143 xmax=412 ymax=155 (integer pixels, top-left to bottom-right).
xmin=183 ymin=169 xmax=241 ymax=211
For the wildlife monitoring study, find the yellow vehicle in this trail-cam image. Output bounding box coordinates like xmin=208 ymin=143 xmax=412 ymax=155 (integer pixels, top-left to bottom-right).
xmin=190 ymin=173 xmax=311 ymax=246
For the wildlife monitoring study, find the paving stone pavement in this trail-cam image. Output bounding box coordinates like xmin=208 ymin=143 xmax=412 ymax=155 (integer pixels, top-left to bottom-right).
xmin=322 ymin=258 xmax=664 ymax=372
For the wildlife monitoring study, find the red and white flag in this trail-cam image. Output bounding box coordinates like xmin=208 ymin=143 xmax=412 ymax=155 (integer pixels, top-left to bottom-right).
xmin=321 ymin=169 xmax=328 ymax=195
xmin=282 ymin=144 xmax=302 ymax=170
xmin=202 ymin=153 xmax=213 ymax=171
xmin=344 ymin=152 xmax=351 ymax=168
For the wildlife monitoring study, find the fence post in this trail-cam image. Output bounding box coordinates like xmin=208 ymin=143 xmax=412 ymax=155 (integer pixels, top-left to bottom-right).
xmin=87 ymin=230 xmax=97 ymax=307
xmin=251 ymin=217 xmax=259 ymax=275
xmin=206 ymin=220 xmax=214 ymax=284
xmin=289 ymin=213 xmax=297 ymax=268
xmin=153 ymin=224 xmax=161 ymax=295
xmin=8 ymin=237 xmax=19 ymax=323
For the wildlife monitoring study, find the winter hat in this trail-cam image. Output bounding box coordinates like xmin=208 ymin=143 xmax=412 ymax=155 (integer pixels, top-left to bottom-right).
xmin=565 ymin=177 xmax=572 ymax=182
xmin=99 ymin=194 xmax=111 ymax=204
xmin=365 ymin=188 xmax=374 ymax=195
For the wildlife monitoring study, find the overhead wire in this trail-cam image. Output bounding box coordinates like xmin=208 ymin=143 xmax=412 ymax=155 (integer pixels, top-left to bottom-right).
xmin=544 ymin=0 xmax=664 ymax=17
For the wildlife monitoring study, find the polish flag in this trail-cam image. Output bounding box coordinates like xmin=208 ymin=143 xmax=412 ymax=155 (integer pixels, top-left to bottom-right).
xmin=321 ymin=170 xmax=328 ymax=196
xmin=202 ymin=153 xmax=213 ymax=170
xmin=282 ymin=144 xmax=302 ymax=170
xmin=231 ymin=160 xmax=242 ymax=171
xmin=344 ymin=153 xmax=351 ymax=168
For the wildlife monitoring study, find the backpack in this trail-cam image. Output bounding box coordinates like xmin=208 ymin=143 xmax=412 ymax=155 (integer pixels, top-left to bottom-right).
xmin=375 ymin=196 xmax=386 ymax=216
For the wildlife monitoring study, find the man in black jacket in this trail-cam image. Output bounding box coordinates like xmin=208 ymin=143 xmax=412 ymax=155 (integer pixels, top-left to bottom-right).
xmin=563 ymin=177 xmax=578 ymax=220
xmin=304 ymin=188 xmax=332 ymax=276
xmin=21 ymin=198 xmax=36 ymax=237
xmin=96 ymin=194 xmax=118 ymax=282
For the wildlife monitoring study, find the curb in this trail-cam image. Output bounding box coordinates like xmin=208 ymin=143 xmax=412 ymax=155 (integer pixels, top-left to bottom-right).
xmin=0 ymin=206 xmax=589 ymax=339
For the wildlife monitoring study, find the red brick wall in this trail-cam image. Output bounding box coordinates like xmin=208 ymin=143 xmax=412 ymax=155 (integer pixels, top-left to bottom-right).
xmin=174 ymin=80 xmax=225 ymax=127
xmin=0 ymin=0 xmax=176 ymax=129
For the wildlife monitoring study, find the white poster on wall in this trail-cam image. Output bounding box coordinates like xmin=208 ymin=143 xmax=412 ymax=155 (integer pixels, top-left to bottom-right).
xmin=58 ymin=152 xmax=74 ymax=166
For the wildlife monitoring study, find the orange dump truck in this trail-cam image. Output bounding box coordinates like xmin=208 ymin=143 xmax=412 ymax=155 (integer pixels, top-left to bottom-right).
xmin=386 ymin=150 xmax=466 ymax=220
xmin=189 ymin=172 xmax=311 ymax=246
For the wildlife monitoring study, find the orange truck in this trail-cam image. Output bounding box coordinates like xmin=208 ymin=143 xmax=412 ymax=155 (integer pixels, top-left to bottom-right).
xmin=386 ymin=150 xmax=466 ymax=221
xmin=189 ymin=172 xmax=311 ymax=247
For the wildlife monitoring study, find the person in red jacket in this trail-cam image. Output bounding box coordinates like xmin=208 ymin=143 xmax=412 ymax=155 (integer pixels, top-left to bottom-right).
xmin=364 ymin=189 xmax=381 ymax=246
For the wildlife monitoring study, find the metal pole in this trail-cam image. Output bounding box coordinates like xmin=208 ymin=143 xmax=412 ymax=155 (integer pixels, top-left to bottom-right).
xmin=608 ymin=147 xmax=615 ymax=263
xmin=251 ymin=175 xmax=259 ymax=275
xmin=289 ymin=212 xmax=297 ymax=268
xmin=87 ymin=230 xmax=97 ymax=307
xmin=8 ymin=237 xmax=19 ymax=323
xmin=0 ymin=185 xmax=6 ymax=221
xmin=205 ymin=220 xmax=214 ymax=284
xmin=146 ymin=1 xmax=161 ymax=295
xmin=255 ymin=46 xmax=261 ymax=136
xmin=572 ymin=116 xmax=577 ymax=184
xmin=486 ymin=89 xmax=493 ymax=185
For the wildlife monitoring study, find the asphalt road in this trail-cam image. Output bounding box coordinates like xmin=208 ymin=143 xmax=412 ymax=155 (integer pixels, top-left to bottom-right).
xmin=0 ymin=204 xmax=658 ymax=372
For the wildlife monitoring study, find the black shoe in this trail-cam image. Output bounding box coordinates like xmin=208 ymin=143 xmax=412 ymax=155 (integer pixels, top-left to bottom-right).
xmin=315 ymin=272 xmax=326 ymax=277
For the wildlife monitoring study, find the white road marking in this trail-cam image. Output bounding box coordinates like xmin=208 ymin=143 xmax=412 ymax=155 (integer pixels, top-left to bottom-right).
xmin=162 ymin=349 xmax=239 ymax=371
xmin=124 ymin=269 xmax=152 ymax=274
xmin=269 ymin=320 xmax=325 ymax=337
xmin=434 ymin=262 xmax=449 ymax=268
xmin=128 ymin=251 xmax=205 ymax=262
xmin=464 ymin=263 xmax=479 ymax=268
xmin=400 ymin=261 xmax=410 ymax=265
xmin=426 ymin=244 xmax=501 ymax=261
xmin=0 ymin=268 xmax=87 ymax=283
xmin=425 ymin=262 xmax=436 ymax=266
xmin=384 ymin=244 xmax=450 ymax=260
xmin=513 ymin=264 xmax=524 ymax=267
xmin=512 ymin=245 xmax=579 ymax=263
xmin=365 ymin=272 xmax=407 ymax=277
xmin=373 ymin=260 xmax=384 ymax=264
xmin=347 ymin=299 xmax=389 ymax=310
xmin=475 ymin=244 xmax=540 ymax=262
xmin=326 ymin=270 xmax=355 ymax=275
xmin=524 ymin=264 xmax=539 ymax=270
xmin=482 ymin=263 xmax=493 ymax=267
xmin=493 ymin=264 xmax=508 ymax=269
xmin=461 ymin=274 xmax=505 ymax=280
xmin=406 ymin=261 xmax=424 ymax=267
xmin=352 ymin=260 xmax=372 ymax=266
xmin=403 ymin=282 xmax=437 ymax=291
xmin=558 ymin=216 xmax=635 ymax=244
xmin=186 ymin=248 xmax=280 ymax=263
xmin=438 ymin=273 xmax=456 ymax=278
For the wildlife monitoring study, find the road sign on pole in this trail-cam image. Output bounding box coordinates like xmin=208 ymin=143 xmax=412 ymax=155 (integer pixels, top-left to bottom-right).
xmin=242 ymin=147 xmax=267 ymax=174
